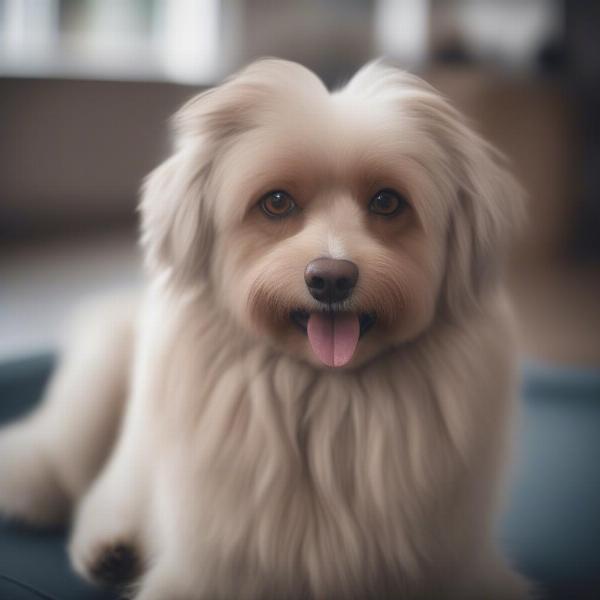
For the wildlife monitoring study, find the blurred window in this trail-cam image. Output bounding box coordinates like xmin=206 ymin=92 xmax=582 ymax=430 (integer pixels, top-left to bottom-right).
xmin=0 ymin=0 xmax=220 ymax=83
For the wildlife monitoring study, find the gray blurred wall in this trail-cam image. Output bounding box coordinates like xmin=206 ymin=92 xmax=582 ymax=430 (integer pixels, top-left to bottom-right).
xmin=0 ymin=78 xmax=195 ymax=238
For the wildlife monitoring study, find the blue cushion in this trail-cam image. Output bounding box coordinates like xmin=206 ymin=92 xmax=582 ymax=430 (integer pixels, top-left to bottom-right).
xmin=0 ymin=355 xmax=116 ymax=600
xmin=501 ymin=362 xmax=600 ymax=599
xmin=1 ymin=355 xmax=599 ymax=599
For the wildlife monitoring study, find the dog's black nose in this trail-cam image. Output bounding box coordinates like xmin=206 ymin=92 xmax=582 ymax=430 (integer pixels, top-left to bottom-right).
xmin=304 ymin=258 xmax=359 ymax=304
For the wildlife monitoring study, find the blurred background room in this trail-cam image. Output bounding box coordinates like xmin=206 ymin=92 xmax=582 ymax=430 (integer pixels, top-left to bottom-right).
xmin=1 ymin=1 xmax=599 ymax=599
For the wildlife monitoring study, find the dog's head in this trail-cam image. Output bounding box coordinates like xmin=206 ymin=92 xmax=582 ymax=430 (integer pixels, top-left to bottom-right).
xmin=141 ymin=59 xmax=523 ymax=369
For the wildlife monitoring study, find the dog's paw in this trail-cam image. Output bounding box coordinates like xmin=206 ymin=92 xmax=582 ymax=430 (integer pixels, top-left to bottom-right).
xmin=88 ymin=542 xmax=141 ymax=586
xmin=70 ymin=503 xmax=141 ymax=586
xmin=70 ymin=474 xmax=144 ymax=586
xmin=73 ymin=539 xmax=141 ymax=587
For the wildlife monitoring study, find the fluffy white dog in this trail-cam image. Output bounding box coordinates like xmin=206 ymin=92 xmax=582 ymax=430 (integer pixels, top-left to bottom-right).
xmin=0 ymin=59 xmax=530 ymax=599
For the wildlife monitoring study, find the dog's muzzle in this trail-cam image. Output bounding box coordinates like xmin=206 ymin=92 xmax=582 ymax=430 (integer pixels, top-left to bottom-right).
xmin=290 ymin=258 xmax=375 ymax=368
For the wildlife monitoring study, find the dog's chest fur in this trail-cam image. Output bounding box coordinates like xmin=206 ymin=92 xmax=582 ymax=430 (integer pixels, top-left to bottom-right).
xmin=149 ymin=292 xmax=511 ymax=598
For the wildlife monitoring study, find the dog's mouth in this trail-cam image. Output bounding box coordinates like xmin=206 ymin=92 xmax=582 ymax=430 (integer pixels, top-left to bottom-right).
xmin=290 ymin=309 xmax=376 ymax=368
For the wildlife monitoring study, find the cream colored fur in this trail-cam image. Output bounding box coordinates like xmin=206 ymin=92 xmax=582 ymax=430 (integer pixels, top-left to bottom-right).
xmin=0 ymin=59 xmax=531 ymax=599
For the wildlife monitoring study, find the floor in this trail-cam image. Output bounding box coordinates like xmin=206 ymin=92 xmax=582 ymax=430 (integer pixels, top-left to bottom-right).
xmin=0 ymin=230 xmax=142 ymax=361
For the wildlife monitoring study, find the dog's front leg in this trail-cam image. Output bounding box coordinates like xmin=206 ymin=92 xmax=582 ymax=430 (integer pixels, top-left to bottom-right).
xmin=68 ymin=374 xmax=154 ymax=588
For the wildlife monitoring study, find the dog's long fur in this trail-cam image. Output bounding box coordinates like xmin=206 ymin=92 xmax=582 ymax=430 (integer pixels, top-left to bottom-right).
xmin=0 ymin=60 xmax=530 ymax=599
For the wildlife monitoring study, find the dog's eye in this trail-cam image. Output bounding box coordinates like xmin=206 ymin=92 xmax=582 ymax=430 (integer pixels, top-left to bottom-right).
xmin=369 ymin=189 xmax=408 ymax=217
xmin=260 ymin=191 xmax=296 ymax=219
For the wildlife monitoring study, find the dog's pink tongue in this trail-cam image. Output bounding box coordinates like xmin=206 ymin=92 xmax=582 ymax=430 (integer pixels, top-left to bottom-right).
xmin=307 ymin=312 xmax=360 ymax=368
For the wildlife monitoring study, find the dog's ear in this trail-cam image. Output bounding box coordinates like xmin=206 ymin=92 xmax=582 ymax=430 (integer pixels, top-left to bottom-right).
xmin=345 ymin=64 xmax=525 ymax=319
xmin=442 ymin=126 xmax=525 ymax=319
xmin=139 ymin=76 xmax=254 ymax=285
xmin=138 ymin=67 xmax=260 ymax=286
xmin=139 ymin=147 xmax=213 ymax=285
xmin=140 ymin=58 xmax=323 ymax=286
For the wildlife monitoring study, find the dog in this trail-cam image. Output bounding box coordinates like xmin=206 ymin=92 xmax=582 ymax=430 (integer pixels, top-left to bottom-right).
xmin=0 ymin=59 xmax=530 ymax=599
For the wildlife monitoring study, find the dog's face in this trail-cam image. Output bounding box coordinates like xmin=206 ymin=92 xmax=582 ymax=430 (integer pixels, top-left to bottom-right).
xmin=141 ymin=60 xmax=522 ymax=369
